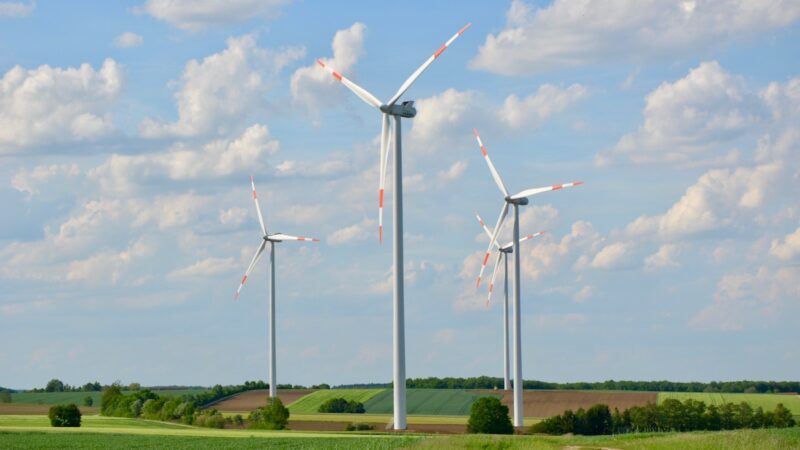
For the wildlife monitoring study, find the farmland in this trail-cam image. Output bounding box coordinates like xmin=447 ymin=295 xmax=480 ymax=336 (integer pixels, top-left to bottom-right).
xmin=9 ymin=389 xmax=207 ymax=406
xmin=364 ymin=389 xmax=500 ymax=415
xmin=287 ymin=389 xmax=385 ymax=413
xmin=658 ymin=392 xmax=800 ymax=417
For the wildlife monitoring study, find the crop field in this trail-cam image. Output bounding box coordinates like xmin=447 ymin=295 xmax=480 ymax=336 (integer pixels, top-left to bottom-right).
xmin=287 ymin=389 xmax=385 ymax=413
xmin=10 ymin=389 xmax=207 ymax=406
xmin=472 ymin=389 xmax=658 ymax=418
xmin=658 ymin=392 xmax=800 ymax=416
xmin=363 ymin=389 xmax=500 ymax=416
xmin=211 ymin=389 xmax=315 ymax=412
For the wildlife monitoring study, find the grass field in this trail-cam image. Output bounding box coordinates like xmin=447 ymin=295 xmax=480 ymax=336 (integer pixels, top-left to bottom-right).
xmin=287 ymin=389 xmax=385 ymax=413
xmin=363 ymin=389 xmax=502 ymax=416
xmin=658 ymin=392 xmax=800 ymax=416
xmin=10 ymin=389 xmax=207 ymax=405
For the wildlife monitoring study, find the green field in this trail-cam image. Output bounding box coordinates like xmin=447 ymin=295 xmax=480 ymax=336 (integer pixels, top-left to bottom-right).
xmin=287 ymin=389 xmax=384 ymax=413
xmin=10 ymin=389 xmax=207 ymax=405
xmin=658 ymin=392 xmax=800 ymax=416
xmin=363 ymin=389 xmax=501 ymax=416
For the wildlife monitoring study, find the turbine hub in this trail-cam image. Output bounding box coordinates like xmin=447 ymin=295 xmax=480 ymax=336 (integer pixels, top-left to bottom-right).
xmin=380 ymin=101 xmax=416 ymax=118
xmin=505 ymin=196 xmax=529 ymax=206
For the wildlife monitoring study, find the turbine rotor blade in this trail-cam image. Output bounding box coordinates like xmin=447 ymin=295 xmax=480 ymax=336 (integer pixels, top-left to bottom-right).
xmin=477 ymin=202 xmax=509 ymax=288
xmin=473 ymin=129 xmax=509 ymax=197
xmin=486 ymin=251 xmax=503 ymax=306
xmin=235 ymin=240 xmax=267 ymax=299
xmin=316 ymin=59 xmax=382 ymax=108
xmin=510 ymin=181 xmax=584 ymax=200
xmin=250 ymin=176 xmax=267 ymax=236
xmin=378 ymin=113 xmax=392 ymax=243
xmin=386 ymin=23 xmax=471 ymax=106
xmin=500 ymin=231 xmax=545 ymax=250
xmin=269 ymin=233 xmax=320 ymax=242
xmin=475 ymin=210 xmax=500 ymax=248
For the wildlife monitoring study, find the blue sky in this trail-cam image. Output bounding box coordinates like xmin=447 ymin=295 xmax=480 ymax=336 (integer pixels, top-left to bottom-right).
xmin=1 ymin=0 xmax=799 ymax=389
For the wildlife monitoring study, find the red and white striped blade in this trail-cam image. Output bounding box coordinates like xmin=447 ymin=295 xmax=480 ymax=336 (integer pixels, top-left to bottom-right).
xmin=500 ymin=231 xmax=545 ymax=250
xmin=234 ymin=240 xmax=267 ymax=299
xmin=316 ymin=59 xmax=382 ymax=108
xmin=475 ymin=210 xmax=500 ymax=248
xmin=473 ymin=129 xmax=509 ymax=197
xmin=486 ymin=251 xmax=503 ymax=306
xmin=378 ymin=113 xmax=392 ymax=243
xmin=477 ymin=202 xmax=508 ymax=288
xmin=269 ymin=233 xmax=320 ymax=242
xmin=250 ymin=176 xmax=268 ymax=236
xmin=386 ymin=23 xmax=471 ymax=107
xmin=509 ymin=181 xmax=584 ymax=200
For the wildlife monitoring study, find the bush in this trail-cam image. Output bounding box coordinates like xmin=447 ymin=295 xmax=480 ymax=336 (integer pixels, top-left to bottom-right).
xmin=48 ymin=404 xmax=81 ymax=427
xmin=0 ymin=390 xmax=11 ymax=403
xmin=194 ymin=409 xmax=226 ymax=429
xmin=345 ymin=422 xmax=374 ymax=431
xmin=83 ymin=396 xmax=93 ymax=407
xmin=318 ymin=397 xmax=365 ymax=413
xmin=249 ymin=397 xmax=290 ymax=430
xmin=467 ymin=397 xmax=513 ymax=434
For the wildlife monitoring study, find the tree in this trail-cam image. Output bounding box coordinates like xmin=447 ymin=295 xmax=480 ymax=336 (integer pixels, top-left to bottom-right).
xmin=583 ymin=404 xmax=613 ymax=435
xmin=100 ymin=384 xmax=123 ymax=416
xmin=83 ymin=396 xmax=94 ymax=407
xmin=48 ymin=404 xmax=81 ymax=427
xmin=0 ymin=390 xmax=11 ymax=403
xmin=249 ymin=397 xmax=290 ymax=430
xmin=467 ymin=397 xmax=513 ymax=434
xmin=45 ymin=379 xmax=65 ymax=393
xmin=128 ymin=382 xmax=141 ymax=391
xmin=773 ymin=403 xmax=796 ymax=428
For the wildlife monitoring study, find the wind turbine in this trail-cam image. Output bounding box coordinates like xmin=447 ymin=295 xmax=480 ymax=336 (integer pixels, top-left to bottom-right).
xmin=235 ymin=176 xmax=320 ymax=399
xmin=473 ymin=128 xmax=583 ymax=427
xmin=474 ymin=211 xmax=543 ymax=391
xmin=318 ymin=23 xmax=470 ymax=430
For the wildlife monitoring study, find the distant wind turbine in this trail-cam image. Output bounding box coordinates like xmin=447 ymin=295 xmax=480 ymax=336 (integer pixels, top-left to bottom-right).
xmin=473 ymin=128 xmax=583 ymax=427
xmin=475 ymin=210 xmax=543 ymax=391
xmin=235 ymin=176 xmax=320 ymax=399
xmin=318 ymin=23 xmax=471 ymax=430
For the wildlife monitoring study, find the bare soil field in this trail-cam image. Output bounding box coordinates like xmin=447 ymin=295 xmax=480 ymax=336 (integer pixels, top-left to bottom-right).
xmin=212 ymin=389 xmax=315 ymax=412
xmin=472 ymin=389 xmax=657 ymax=418
xmin=0 ymin=403 xmax=100 ymax=415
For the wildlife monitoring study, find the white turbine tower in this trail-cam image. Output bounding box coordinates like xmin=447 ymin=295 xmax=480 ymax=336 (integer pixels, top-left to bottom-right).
xmin=473 ymin=128 xmax=583 ymax=427
xmin=474 ymin=211 xmax=543 ymax=391
xmin=235 ymin=176 xmax=320 ymax=399
xmin=318 ymin=23 xmax=471 ymax=430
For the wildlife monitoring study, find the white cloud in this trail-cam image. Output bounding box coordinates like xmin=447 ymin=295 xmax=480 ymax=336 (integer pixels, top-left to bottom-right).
xmin=219 ymin=207 xmax=248 ymax=226
xmin=0 ymin=59 xmax=121 ymax=153
xmin=140 ymin=0 xmax=290 ymax=31
xmin=327 ymin=218 xmax=375 ymax=245
xmin=601 ymin=62 xmax=760 ymax=166
xmin=290 ymin=22 xmax=366 ymax=116
xmin=588 ymin=241 xmax=634 ymax=269
xmin=436 ymin=160 xmax=468 ymax=184
xmin=11 ymin=164 xmax=80 ymax=196
xmin=409 ymin=88 xmax=478 ymax=154
xmin=114 ymin=32 xmax=143 ymax=48
xmin=770 ymin=227 xmax=800 ymax=261
xmin=140 ymin=35 xmax=304 ymax=138
xmin=644 ymin=244 xmax=681 ymax=270
xmin=168 ymin=257 xmax=236 ymax=279
xmin=131 ymin=193 xmax=208 ymax=230
xmin=573 ymin=285 xmax=593 ymax=302
xmin=65 ymin=239 xmax=153 ymax=285
xmin=0 ymin=1 xmax=34 ymax=17
xmin=471 ymin=0 xmax=800 ymax=75
xmin=499 ymin=83 xmax=588 ymax=129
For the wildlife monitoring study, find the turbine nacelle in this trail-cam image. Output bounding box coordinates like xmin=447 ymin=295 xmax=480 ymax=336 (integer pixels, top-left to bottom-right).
xmin=505 ymin=196 xmax=529 ymax=206
xmin=380 ymin=101 xmax=416 ymax=118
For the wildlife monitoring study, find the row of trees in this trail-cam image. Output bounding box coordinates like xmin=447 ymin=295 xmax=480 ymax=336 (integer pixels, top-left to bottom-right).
xmin=317 ymin=398 xmax=365 ymax=413
xmin=532 ymin=400 xmax=797 ymax=435
xmin=30 ymin=379 xmax=104 ymax=393
xmin=404 ymin=377 xmax=800 ymax=393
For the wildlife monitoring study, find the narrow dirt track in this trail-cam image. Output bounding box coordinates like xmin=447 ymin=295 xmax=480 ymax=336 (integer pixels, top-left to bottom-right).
xmin=212 ymin=389 xmax=315 ymax=412
xmin=472 ymin=390 xmax=657 ymax=418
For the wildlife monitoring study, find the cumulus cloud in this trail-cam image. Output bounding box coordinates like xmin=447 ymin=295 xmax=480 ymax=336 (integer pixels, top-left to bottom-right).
xmin=11 ymin=164 xmax=81 ymax=196
xmin=770 ymin=227 xmax=800 ymax=261
xmin=0 ymin=59 xmax=121 ymax=153
xmin=586 ymin=241 xmax=635 ymax=270
xmin=140 ymin=0 xmax=290 ymax=31
xmin=219 ymin=207 xmax=248 ymax=226
xmin=140 ymin=35 xmax=304 ymax=138
xmin=471 ymin=0 xmax=800 ymax=75
xmin=168 ymin=257 xmax=236 ymax=279
xmin=290 ymin=22 xmax=367 ymax=116
xmin=499 ymin=83 xmax=588 ymax=129
xmin=600 ymin=62 xmax=760 ymax=166
xmin=644 ymin=244 xmax=681 ymax=270
xmin=0 ymin=1 xmax=34 ymax=17
xmin=327 ymin=218 xmax=375 ymax=245
xmin=114 ymin=32 xmax=143 ymax=48
xmin=65 ymin=239 xmax=153 ymax=285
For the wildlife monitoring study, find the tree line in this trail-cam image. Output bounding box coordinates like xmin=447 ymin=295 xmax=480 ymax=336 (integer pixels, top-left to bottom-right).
xmin=403 ymin=377 xmax=800 ymax=393
xmin=531 ymin=399 xmax=797 ymax=435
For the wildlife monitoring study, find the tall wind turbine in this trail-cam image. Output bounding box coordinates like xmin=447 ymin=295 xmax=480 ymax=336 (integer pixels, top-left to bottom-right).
xmin=235 ymin=176 xmax=320 ymax=399
xmin=318 ymin=23 xmax=471 ymax=430
xmin=473 ymin=128 xmax=583 ymax=427
xmin=475 ymin=211 xmax=543 ymax=391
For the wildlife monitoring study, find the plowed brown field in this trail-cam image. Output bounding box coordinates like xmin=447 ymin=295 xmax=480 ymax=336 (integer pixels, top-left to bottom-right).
xmin=212 ymin=389 xmax=314 ymax=412
xmin=472 ymin=390 xmax=657 ymax=418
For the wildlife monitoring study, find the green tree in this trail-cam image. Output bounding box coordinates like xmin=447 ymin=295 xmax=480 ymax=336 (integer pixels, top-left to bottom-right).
xmin=467 ymin=397 xmax=513 ymax=434
xmin=48 ymin=403 xmax=81 ymax=427
xmin=0 ymin=390 xmax=11 ymax=403
xmin=100 ymin=385 xmax=123 ymax=416
xmin=82 ymin=396 xmax=93 ymax=407
xmin=249 ymin=397 xmax=290 ymax=430
xmin=583 ymin=404 xmax=613 ymax=435
xmin=45 ymin=379 xmax=65 ymax=393
xmin=128 ymin=382 xmax=141 ymax=391
xmin=773 ymin=403 xmax=796 ymax=428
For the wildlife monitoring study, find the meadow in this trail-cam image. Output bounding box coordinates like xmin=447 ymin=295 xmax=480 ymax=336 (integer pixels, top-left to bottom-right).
xmin=658 ymin=392 xmax=800 ymax=417
xmin=363 ymin=389 xmax=501 ymax=415
xmin=287 ymin=389 xmax=384 ymax=413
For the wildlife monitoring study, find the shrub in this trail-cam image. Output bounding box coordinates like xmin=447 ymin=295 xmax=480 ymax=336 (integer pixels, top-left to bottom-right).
xmin=83 ymin=396 xmax=93 ymax=407
xmin=48 ymin=403 xmax=81 ymax=427
xmin=318 ymin=397 xmax=365 ymax=413
xmin=0 ymin=390 xmax=11 ymax=403
xmin=194 ymin=409 xmax=226 ymax=429
xmin=345 ymin=422 xmax=374 ymax=431
xmin=467 ymin=396 xmax=513 ymax=434
xmin=232 ymin=414 xmax=244 ymax=426
xmin=249 ymin=397 xmax=290 ymax=430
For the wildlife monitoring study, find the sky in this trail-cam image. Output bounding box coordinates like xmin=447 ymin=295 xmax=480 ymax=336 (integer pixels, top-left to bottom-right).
xmin=1 ymin=0 xmax=799 ymax=390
